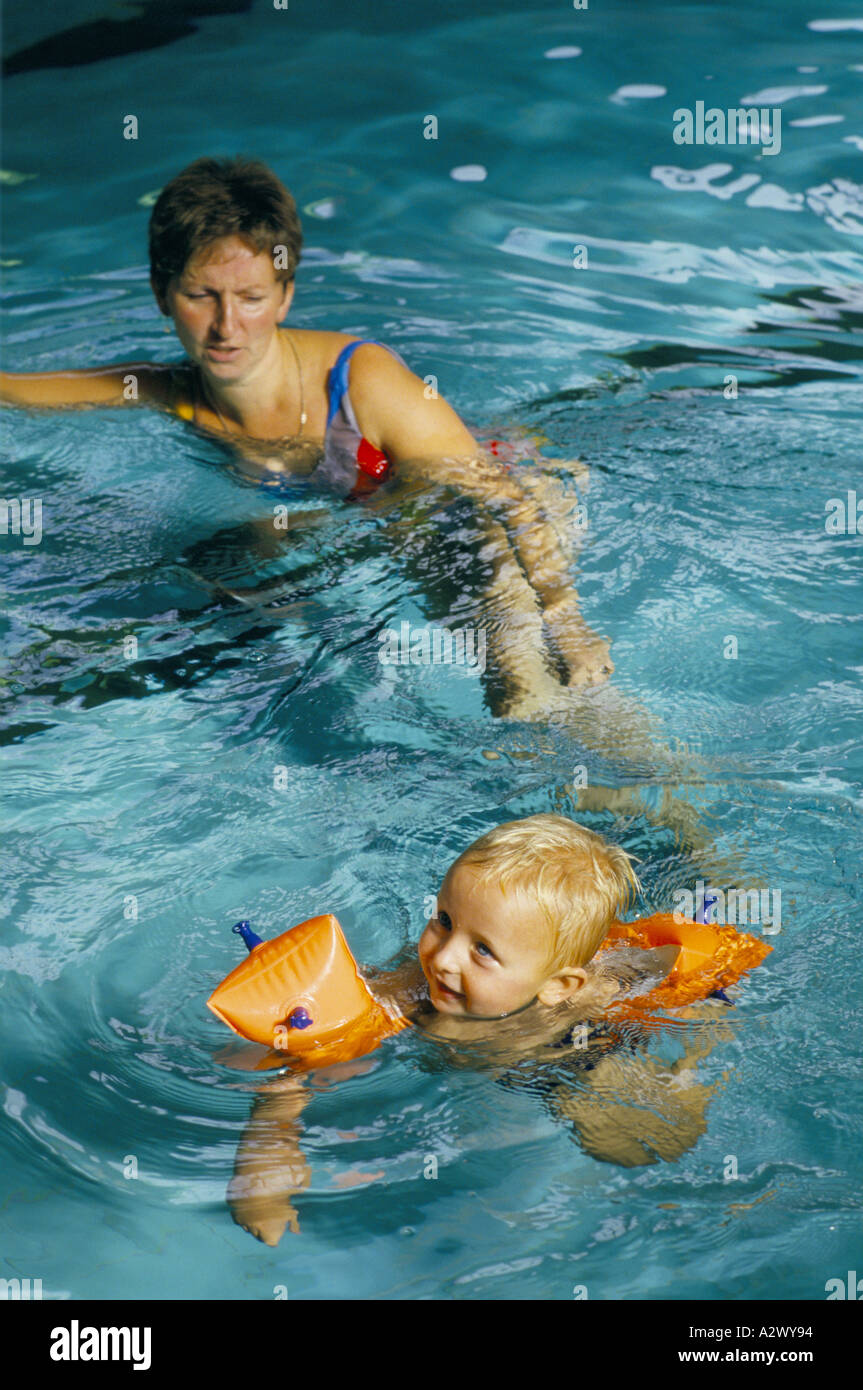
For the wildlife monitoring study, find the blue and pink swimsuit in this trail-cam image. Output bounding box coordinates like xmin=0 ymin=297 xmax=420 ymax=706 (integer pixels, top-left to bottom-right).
xmin=184 ymin=336 xmax=510 ymax=496
xmin=314 ymin=338 xmax=406 ymax=497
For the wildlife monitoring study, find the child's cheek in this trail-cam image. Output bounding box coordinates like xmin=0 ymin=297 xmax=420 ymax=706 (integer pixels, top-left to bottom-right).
xmin=417 ymin=926 xmax=434 ymax=970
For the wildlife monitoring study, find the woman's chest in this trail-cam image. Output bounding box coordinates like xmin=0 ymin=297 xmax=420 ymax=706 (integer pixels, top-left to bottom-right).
xmin=175 ymin=330 xmax=355 ymax=469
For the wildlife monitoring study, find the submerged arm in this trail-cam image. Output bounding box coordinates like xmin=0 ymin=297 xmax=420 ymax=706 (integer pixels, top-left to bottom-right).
xmin=354 ymin=345 xmax=612 ymax=687
xmin=228 ymin=1074 xmax=312 ymax=1245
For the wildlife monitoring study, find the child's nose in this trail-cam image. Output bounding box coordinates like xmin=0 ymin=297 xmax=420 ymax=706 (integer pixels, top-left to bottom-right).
xmin=431 ymin=932 xmax=451 ymax=961
xmin=433 ymin=939 xmax=461 ymax=976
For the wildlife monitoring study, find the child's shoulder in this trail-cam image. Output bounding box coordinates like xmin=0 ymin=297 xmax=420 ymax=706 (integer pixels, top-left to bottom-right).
xmin=495 ymin=1017 xmax=634 ymax=1099
xmin=362 ymin=953 xmax=427 ymax=1016
xmin=590 ymin=941 xmax=681 ymax=1002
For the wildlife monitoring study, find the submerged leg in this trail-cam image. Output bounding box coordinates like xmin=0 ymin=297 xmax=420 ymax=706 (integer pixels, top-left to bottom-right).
xmin=563 ymin=781 xmax=749 ymax=887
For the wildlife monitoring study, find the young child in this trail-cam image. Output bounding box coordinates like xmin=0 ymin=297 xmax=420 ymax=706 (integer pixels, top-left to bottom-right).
xmin=367 ymin=813 xmax=651 ymax=1044
xmin=229 ymin=815 xmax=718 ymax=1244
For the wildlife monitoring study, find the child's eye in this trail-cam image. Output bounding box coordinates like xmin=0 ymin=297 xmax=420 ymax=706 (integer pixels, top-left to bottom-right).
xmin=475 ymin=942 xmax=494 ymax=959
xmin=437 ymin=911 xmax=452 ymax=929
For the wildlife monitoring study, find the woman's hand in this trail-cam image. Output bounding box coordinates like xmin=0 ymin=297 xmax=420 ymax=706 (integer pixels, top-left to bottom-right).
xmin=542 ymin=595 xmax=614 ymax=688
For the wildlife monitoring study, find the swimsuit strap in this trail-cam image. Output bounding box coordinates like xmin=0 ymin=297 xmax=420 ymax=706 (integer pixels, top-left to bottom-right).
xmin=173 ymin=342 xmax=389 ymax=433
xmin=326 ymin=339 xmax=389 ymax=428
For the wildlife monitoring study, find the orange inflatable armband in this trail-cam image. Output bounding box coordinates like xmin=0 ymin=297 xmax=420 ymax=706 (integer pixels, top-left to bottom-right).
xmin=208 ymin=910 xmax=771 ymax=1064
xmin=598 ymin=913 xmax=772 ymax=1014
xmin=207 ymin=916 xmax=408 ymax=1067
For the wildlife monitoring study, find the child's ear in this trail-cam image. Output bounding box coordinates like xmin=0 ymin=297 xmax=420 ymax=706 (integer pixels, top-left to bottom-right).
xmin=537 ymin=968 xmax=588 ymax=1006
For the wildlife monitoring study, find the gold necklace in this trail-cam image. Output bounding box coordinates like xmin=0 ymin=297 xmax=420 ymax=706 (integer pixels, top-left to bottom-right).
xmin=198 ymin=329 xmax=307 ymax=438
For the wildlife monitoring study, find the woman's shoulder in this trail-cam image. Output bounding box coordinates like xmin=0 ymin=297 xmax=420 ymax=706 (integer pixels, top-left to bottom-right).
xmin=288 ymin=329 xmax=407 ymax=374
xmin=143 ymin=361 xmax=195 ymax=418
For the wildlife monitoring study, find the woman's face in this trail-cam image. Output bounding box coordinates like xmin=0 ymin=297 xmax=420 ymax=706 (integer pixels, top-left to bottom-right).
xmin=157 ymin=235 xmax=294 ymax=381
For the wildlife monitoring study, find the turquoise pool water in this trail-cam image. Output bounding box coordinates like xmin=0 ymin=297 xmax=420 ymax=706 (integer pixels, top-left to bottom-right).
xmin=1 ymin=0 xmax=861 ymax=1301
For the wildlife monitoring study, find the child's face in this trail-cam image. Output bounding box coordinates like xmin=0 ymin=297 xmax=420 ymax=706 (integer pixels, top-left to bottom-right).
xmin=418 ymin=863 xmax=562 ymax=1018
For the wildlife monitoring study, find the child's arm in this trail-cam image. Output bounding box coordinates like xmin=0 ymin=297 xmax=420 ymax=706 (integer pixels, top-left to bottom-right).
xmin=548 ymin=1033 xmax=720 ymax=1167
xmin=227 ymin=1074 xmax=312 ymax=1246
xmin=362 ymin=956 xmax=429 ymax=1020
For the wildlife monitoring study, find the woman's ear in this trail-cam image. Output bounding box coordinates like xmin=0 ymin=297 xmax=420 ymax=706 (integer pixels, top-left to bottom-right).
xmin=150 ymin=279 xmax=170 ymax=317
xmin=276 ymin=279 xmax=295 ymax=320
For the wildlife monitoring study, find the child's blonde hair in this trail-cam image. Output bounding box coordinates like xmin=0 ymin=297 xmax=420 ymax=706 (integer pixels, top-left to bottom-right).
xmin=448 ymin=814 xmax=640 ymax=970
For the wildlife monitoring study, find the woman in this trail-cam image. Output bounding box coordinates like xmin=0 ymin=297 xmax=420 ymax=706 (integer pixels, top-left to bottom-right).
xmin=1 ymin=155 xmax=613 ymax=715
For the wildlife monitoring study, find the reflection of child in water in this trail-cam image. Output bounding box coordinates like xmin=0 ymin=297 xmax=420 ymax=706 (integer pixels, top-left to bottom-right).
xmin=229 ymin=815 xmax=722 ymax=1245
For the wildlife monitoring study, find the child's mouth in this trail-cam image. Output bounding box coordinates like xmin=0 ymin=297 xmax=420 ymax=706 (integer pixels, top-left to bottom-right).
xmin=432 ymin=977 xmax=463 ymax=1002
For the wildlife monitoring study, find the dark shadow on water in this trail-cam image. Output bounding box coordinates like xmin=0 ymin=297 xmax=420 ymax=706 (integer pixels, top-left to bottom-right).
xmin=0 ymin=491 xmax=509 ymax=741
xmin=3 ymin=0 xmax=253 ymax=76
xmin=2 ymin=0 xmax=513 ymax=75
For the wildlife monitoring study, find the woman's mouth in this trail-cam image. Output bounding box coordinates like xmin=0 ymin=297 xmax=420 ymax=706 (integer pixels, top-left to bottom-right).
xmin=205 ymin=345 xmax=243 ymax=361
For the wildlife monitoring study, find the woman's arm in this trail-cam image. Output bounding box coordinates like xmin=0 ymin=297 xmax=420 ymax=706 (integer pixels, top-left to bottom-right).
xmin=354 ymin=347 xmax=575 ymax=605
xmin=351 ymin=344 xmax=612 ymax=687
xmin=0 ymin=362 xmax=175 ymax=409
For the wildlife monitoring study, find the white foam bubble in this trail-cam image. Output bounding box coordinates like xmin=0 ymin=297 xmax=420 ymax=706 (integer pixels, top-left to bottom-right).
xmin=612 ymin=84 xmax=667 ymax=101
xmin=450 ymin=165 xmax=488 ymax=182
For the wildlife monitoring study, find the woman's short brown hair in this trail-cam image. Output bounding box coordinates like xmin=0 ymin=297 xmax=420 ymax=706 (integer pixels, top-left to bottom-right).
xmin=148 ymin=156 xmax=303 ymax=300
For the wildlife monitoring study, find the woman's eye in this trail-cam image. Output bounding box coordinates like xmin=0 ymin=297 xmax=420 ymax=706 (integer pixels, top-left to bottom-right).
xmin=181 ymin=292 xmax=264 ymax=302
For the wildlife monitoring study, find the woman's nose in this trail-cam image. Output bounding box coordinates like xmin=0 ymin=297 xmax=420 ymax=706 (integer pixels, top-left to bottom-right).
xmin=212 ymin=298 xmax=236 ymax=336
